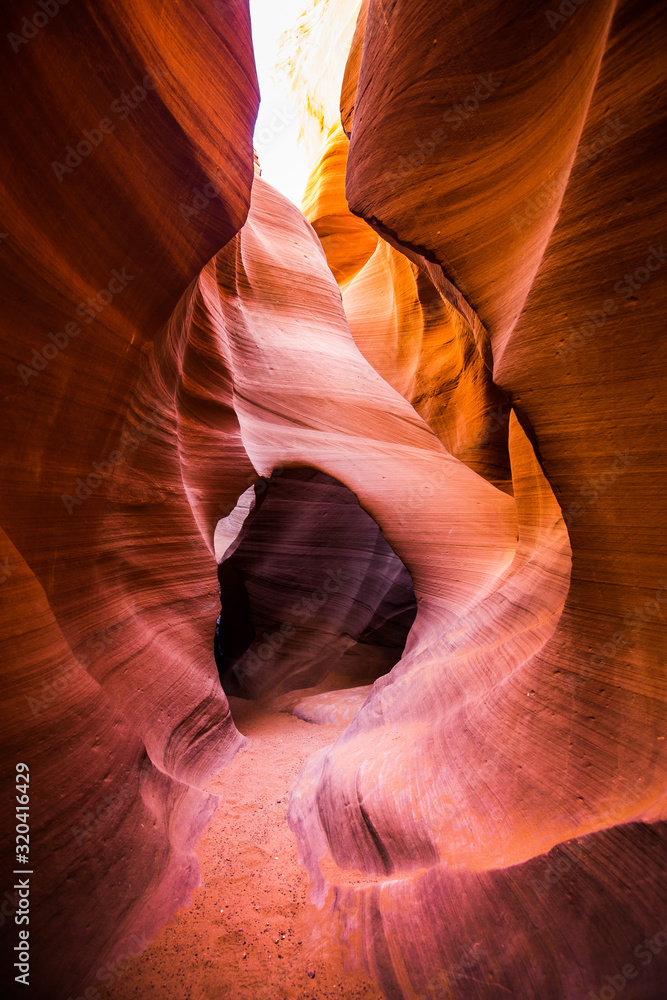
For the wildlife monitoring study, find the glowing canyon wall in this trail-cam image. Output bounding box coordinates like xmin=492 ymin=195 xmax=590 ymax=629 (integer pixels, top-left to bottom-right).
xmin=0 ymin=0 xmax=259 ymax=992
xmin=1 ymin=0 xmax=665 ymax=998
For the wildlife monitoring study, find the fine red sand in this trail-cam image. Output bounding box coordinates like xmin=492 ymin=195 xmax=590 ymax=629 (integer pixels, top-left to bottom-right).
xmin=98 ymin=697 xmax=384 ymax=1000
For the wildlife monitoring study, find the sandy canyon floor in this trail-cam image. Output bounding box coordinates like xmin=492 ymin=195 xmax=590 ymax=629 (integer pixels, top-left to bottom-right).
xmin=98 ymin=697 xmax=384 ymax=1000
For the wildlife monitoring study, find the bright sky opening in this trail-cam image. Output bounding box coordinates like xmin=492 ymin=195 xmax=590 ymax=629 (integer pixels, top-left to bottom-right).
xmin=249 ymin=0 xmax=362 ymax=208
xmin=249 ymin=0 xmax=311 ymax=207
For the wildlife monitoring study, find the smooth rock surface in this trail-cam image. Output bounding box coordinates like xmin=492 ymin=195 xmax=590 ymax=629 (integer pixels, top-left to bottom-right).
xmin=2 ymin=1 xmax=665 ymax=998
xmin=0 ymin=1 xmax=258 ymax=994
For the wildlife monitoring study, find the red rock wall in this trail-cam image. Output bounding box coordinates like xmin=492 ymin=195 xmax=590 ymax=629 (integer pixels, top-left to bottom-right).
xmin=304 ymin=124 xmax=514 ymax=493
xmin=286 ymin=0 xmax=667 ymax=995
xmin=2 ymin=0 xmax=665 ymax=997
xmin=0 ymin=1 xmax=258 ymax=994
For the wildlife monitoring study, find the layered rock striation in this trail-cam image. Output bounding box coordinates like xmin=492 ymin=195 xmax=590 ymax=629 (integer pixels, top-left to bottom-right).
xmin=288 ymin=0 xmax=667 ymax=995
xmin=1 ymin=0 xmax=665 ymax=998
xmin=1 ymin=0 xmax=259 ymax=993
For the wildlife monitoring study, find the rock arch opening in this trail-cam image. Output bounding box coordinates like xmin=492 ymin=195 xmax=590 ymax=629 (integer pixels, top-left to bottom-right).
xmin=213 ymin=467 xmax=418 ymax=706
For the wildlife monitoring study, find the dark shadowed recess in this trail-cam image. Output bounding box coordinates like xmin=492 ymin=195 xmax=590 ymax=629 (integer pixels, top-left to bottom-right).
xmin=214 ymin=467 xmax=417 ymax=700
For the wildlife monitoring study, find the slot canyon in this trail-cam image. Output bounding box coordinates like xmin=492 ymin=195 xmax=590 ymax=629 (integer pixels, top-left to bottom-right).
xmin=1 ymin=0 xmax=665 ymax=998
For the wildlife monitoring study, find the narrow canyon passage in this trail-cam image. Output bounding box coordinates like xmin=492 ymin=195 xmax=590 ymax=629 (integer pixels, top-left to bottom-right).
xmin=2 ymin=1 xmax=665 ymax=998
xmin=213 ymin=468 xmax=418 ymax=701
xmin=97 ymin=698 xmax=384 ymax=1000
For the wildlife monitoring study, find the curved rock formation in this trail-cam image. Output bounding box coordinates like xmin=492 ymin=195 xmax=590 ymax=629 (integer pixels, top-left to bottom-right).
xmin=287 ymin=0 xmax=667 ymax=996
xmin=140 ymin=164 xmax=572 ymax=997
xmin=2 ymin=0 xmax=665 ymax=998
xmin=0 ymin=0 xmax=258 ymax=994
xmin=304 ymin=124 xmax=514 ymax=494
xmin=215 ymin=467 xmax=418 ymax=700
xmin=83 ymin=164 xmax=518 ymax=999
